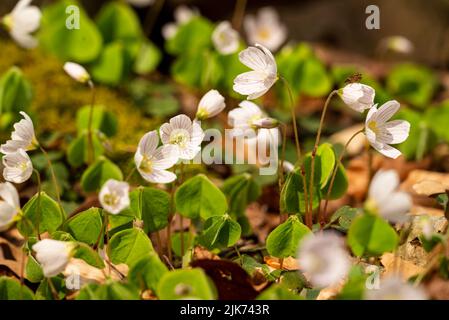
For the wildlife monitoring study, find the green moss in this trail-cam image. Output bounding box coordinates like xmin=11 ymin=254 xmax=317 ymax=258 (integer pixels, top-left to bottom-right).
xmin=0 ymin=39 xmax=159 ymax=153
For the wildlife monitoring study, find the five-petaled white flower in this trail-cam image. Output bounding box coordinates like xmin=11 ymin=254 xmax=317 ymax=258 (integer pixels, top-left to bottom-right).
xmin=297 ymin=232 xmax=351 ymax=288
xmin=126 ymin=0 xmax=155 ymax=8
xmin=135 ymin=130 xmax=178 ymax=183
xmin=2 ymin=149 xmax=33 ymax=184
xmin=99 ymin=179 xmax=130 ymax=215
xmin=1 ymin=0 xmax=41 ymax=49
xmin=196 ymin=89 xmax=226 ymax=120
xmin=0 ymin=182 xmax=20 ymax=231
xmin=63 ymin=62 xmax=91 ymax=84
xmin=243 ymin=7 xmax=287 ymax=52
xmin=339 ymin=83 xmax=375 ymax=113
xmin=366 ymin=169 xmax=412 ymax=224
xmin=1 ymin=111 xmax=37 ymax=155
xmin=365 ymin=276 xmax=427 ymax=300
xmin=365 ymin=100 xmax=410 ymax=159
xmin=33 ymin=239 xmax=75 ymax=278
xmin=212 ymin=21 xmax=240 ymax=55
xmin=161 ymin=5 xmax=197 ymax=40
xmin=160 ymin=114 xmax=204 ymax=160
xmin=228 ymin=101 xmax=278 ymax=135
xmin=233 ymin=44 xmax=278 ymax=100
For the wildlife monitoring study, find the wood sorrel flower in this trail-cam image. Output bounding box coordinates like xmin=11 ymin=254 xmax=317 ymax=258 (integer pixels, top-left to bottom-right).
xmin=1 ymin=0 xmax=41 ymax=49
xmin=366 ymin=169 xmax=412 ymax=224
xmin=63 ymin=62 xmax=91 ymax=84
xmin=339 ymin=83 xmax=375 ymax=112
xmin=195 ymin=89 xmax=226 ymax=120
xmin=99 ymin=179 xmax=130 ymax=215
xmin=365 ymin=276 xmax=427 ymax=300
xmin=243 ymin=7 xmax=287 ymax=52
xmin=365 ymin=100 xmax=410 ymax=159
xmin=2 ymin=149 xmax=33 ymax=184
xmin=33 ymin=239 xmax=75 ymax=278
xmin=212 ymin=21 xmax=239 ymax=55
xmin=1 ymin=111 xmax=37 ymax=155
xmin=0 ymin=182 xmax=20 ymax=231
xmin=233 ymin=44 xmax=278 ymax=100
xmin=297 ymin=232 xmax=350 ymax=288
xmin=135 ymin=130 xmax=178 ymax=183
xmin=162 ymin=5 xmax=197 ymax=40
xmin=160 ymin=114 xmax=204 ymax=160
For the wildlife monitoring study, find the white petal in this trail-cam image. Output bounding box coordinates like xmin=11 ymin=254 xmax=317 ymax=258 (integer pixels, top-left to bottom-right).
xmin=380 ymin=120 xmax=410 ymax=144
xmin=138 ymin=130 xmax=159 ymax=156
xmin=141 ymin=169 xmax=177 ymax=184
xmin=379 ymin=191 xmax=412 ymax=223
xmin=368 ymin=170 xmax=400 ymax=204
xmin=151 ymin=145 xmax=179 ymax=170
xmin=0 ymin=202 xmax=17 ymax=231
xmin=375 ymin=100 xmax=400 ymax=124
xmin=0 ymin=182 xmax=20 ymax=208
xmin=375 ymin=143 xmax=402 ymax=159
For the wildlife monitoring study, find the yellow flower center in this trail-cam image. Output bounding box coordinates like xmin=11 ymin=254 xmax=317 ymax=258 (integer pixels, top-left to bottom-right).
xmin=103 ymin=192 xmax=119 ymax=207
xmin=196 ymin=107 xmax=208 ymax=120
xmin=139 ymin=155 xmax=153 ymax=174
xmin=364 ymin=198 xmax=379 ymax=215
xmin=258 ymin=28 xmax=271 ymax=40
xmin=170 ymin=131 xmax=189 ymax=148
xmin=2 ymin=15 xmax=13 ymax=31
xmin=368 ymin=120 xmax=379 ymax=134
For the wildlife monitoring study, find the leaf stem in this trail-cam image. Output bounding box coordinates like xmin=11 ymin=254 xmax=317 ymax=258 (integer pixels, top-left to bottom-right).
xmin=280 ymin=77 xmax=301 ymax=161
xmin=321 ymin=129 xmax=364 ymax=226
xmin=231 ymin=0 xmax=247 ymax=31
xmin=87 ymin=80 xmax=96 ymax=165
xmin=39 ymin=145 xmax=61 ymax=208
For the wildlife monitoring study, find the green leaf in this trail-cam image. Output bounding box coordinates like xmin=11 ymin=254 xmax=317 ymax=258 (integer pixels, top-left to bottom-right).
xmin=198 ymin=215 xmax=241 ymax=250
xmin=175 ymin=174 xmax=228 ymax=220
xmin=256 ymin=284 xmax=302 ymax=300
xmin=108 ymin=228 xmax=154 ymax=267
xmin=91 ymin=41 xmax=132 ymax=86
xmin=171 ymin=231 xmax=194 ymax=257
xmin=347 ymin=213 xmax=399 ymax=257
xmin=166 ymin=17 xmax=213 ymax=55
xmin=17 ymin=192 xmax=65 ymax=237
xmin=129 ymin=187 xmax=170 ymax=233
xmin=25 ymin=255 xmax=44 ymax=283
xmin=321 ymin=163 xmax=349 ymax=200
xmin=35 ymin=277 xmax=66 ymax=300
xmin=327 ymin=205 xmax=360 ymax=232
xmin=386 ymin=63 xmax=437 ymax=108
xmin=266 ymin=215 xmax=311 ymax=258
xmin=80 ymin=281 xmax=139 ymax=300
xmin=128 ymin=254 xmax=168 ymax=292
xmin=67 ymin=132 xmax=105 ymax=167
xmin=299 ymin=58 xmax=333 ymax=97
xmin=0 ymin=66 xmax=32 ymax=115
xmin=76 ymin=105 xmax=118 ymax=137
xmin=40 ymin=0 xmax=102 ymax=63
xmin=425 ymin=101 xmax=449 ymax=143
xmin=222 ymin=173 xmax=261 ymax=218
xmin=64 ymin=208 xmax=103 ymax=245
xmin=134 ymin=41 xmax=161 ymax=75
xmin=80 ymin=157 xmax=123 ymax=192
xmin=95 ymin=1 xmax=142 ymax=43
xmin=73 ymin=243 xmax=105 ymax=268
xmin=0 ymin=277 xmax=34 ymax=300
xmin=157 ymin=269 xmax=217 ymax=300
xmin=337 ymin=266 xmax=367 ymax=300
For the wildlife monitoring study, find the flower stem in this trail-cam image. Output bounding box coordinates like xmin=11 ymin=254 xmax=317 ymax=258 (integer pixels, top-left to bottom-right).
xmin=300 ymin=165 xmax=312 ymax=229
xmin=33 ymin=169 xmax=42 ymax=239
xmin=232 ymin=0 xmax=247 ymax=31
xmin=280 ymin=77 xmax=301 ymax=161
xmin=308 ymin=90 xmax=338 ymax=221
xmin=87 ymin=80 xmax=96 ymax=165
xmin=321 ymin=129 xmax=364 ymax=226
xmin=144 ymin=0 xmax=166 ymax=37
xmin=38 ymin=145 xmax=61 ymax=201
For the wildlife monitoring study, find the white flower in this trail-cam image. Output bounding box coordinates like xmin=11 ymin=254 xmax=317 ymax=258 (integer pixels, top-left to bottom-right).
xmin=1 ymin=111 xmax=37 ymax=155
xmin=63 ymin=62 xmax=91 ymax=84
xmin=1 ymin=0 xmax=41 ymax=49
xmin=126 ymin=0 xmax=155 ymax=8
xmin=339 ymin=83 xmax=375 ymax=112
xmin=419 ymin=215 xmax=434 ymax=240
xmin=196 ymin=89 xmax=226 ymax=120
xmin=233 ymin=44 xmax=278 ymax=100
xmin=135 ymin=130 xmax=178 ymax=183
xmin=0 ymin=182 xmax=20 ymax=231
xmin=367 ymin=169 xmax=412 ymax=223
xmin=161 ymin=5 xmax=197 ymax=40
xmin=365 ymin=276 xmax=427 ymax=300
xmin=297 ymin=232 xmax=350 ymax=288
xmin=282 ymin=161 xmax=295 ymax=173
xmin=2 ymin=149 xmax=33 ymax=184
xmin=228 ymin=101 xmax=277 ymax=134
xmin=243 ymin=7 xmax=287 ymax=52
xmin=212 ymin=21 xmax=239 ymax=55
xmin=383 ymin=36 xmax=414 ymax=54
xmin=365 ymin=100 xmax=410 ymax=159
xmin=33 ymin=239 xmax=74 ymax=278
xmin=160 ymin=114 xmax=204 ymax=160
xmin=99 ymin=179 xmax=130 ymax=215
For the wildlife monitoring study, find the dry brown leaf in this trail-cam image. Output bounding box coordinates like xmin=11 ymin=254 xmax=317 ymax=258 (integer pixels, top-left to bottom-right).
xmin=410 ymin=205 xmax=445 ymax=217
xmin=246 ymin=203 xmax=279 ymax=243
xmin=413 ymin=180 xmax=448 ymax=196
xmin=264 ymin=256 xmax=299 ymax=271
xmin=193 ymin=246 xmax=220 ymax=260
xmin=330 ymin=123 xmax=366 ymax=156
xmin=402 ymin=170 xmax=449 ymax=194
xmin=316 ymin=280 xmax=346 ymax=300
xmin=381 ymin=253 xmax=425 ymax=280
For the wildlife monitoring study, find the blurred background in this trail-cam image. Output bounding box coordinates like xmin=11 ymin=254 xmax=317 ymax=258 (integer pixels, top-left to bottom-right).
xmin=2 ymin=0 xmax=449 ymax=68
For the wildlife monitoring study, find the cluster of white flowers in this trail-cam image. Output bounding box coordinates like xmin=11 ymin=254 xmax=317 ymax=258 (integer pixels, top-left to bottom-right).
xmin=1 ymin=112 xmax=37 ymax=184
xmin=162 ymin=5 xmax=197 ymax=40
